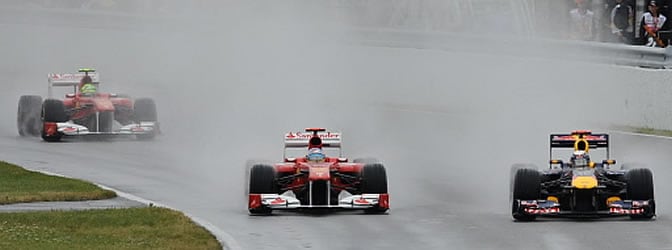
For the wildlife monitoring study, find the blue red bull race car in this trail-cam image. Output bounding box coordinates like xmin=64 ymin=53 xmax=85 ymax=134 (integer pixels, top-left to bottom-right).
xmin=511 ymin=130 xmax=655 ymax=221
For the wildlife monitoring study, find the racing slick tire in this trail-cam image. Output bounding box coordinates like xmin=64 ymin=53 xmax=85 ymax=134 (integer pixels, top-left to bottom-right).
xmin=133 ymin=98 xmax=158 ymax=140
xmin=509 ymin=164 xmax=544 ymax=205
xmin=512 ymin=168 xmax=541 ymax=221
xmin=626 ymin=168 xmax=655 ymax=219
xmin=134 ymin=98 xmax=157 ymax=122
xmin=41 ymin=99 xmax=68 ymax=142
xmin=17 ymin=95 xmax=43 ymax=137
xmin=360 ymin=163 xmax=388 ymax=214
xmin=249 ymin=164 xmax=278 ymax=215
xmin=509 ymin=164 xmax=536 ymax=194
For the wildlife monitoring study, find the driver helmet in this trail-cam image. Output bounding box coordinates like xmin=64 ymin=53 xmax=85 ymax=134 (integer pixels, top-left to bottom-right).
xmin=79 ymin=75 xmax=97 ymax=94
xmin=307 ymin=148 xmax=326 ymax=162
xmin=570 ymin=150 xmax=590 ymax=168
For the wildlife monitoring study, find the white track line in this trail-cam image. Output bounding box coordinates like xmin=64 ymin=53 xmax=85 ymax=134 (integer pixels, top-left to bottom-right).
xmin=30 ymin=169 xmax=241 ymax=250
xmin=611 ymin=130 xmax=672 ymax=140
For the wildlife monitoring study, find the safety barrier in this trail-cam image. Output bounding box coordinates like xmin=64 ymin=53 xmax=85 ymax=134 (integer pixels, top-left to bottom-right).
xmin=4 ymin=4 xmax=670 ymax=69
xmin=348 ymin=28 xmax=672 ymax=69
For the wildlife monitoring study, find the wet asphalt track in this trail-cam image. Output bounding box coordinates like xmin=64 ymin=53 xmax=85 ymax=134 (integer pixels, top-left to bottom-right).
xmin=2 ymin=112 xmax=672 ymax=250
xmin=3 ymin=6 xmax=672 ymax=250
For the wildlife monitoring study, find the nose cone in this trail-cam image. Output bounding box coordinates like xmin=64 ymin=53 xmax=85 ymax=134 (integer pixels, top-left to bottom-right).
xmin=92 ymin=98 xmax=115 ymax=111
xmin=572 ymin=176 xmax=598 ymax=189
xmin=308 ymin=166 xmax=330 ymax=180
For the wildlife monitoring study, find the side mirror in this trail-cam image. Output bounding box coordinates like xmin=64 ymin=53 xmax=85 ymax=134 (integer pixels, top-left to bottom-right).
xmin=284 ymin=158 xmax=296 ymax=163
xmin=549 ymin=159 xmax=563 ymax=165
xmin=337 ymin=158 xmax=348 ymax=162
xmin=602 ymin=159 xmax=616 ymax=165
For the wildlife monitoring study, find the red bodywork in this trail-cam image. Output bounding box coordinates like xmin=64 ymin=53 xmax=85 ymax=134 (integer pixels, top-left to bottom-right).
xmin=248 ymin=128 xmax=389 ymax=213
xmin=274 ymin=157 xmax=364 ymax=195
xmin=63 ymin=93 xmax=133 ymax=122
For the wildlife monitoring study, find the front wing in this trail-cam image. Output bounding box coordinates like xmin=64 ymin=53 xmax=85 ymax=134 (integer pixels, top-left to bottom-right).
xmin=514 ymin=199 xmax=655 ymax=217
xmin=51 ymin=122 xmax=157 ymax=137
xmin=249 ymin=191 xmax=389 ymax=210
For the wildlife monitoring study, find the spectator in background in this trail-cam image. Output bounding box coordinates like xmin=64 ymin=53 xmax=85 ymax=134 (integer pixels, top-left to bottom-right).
xmin=569 ymin=0 xmax=596 ymax=41
xmin=640 ymin=0 xmax=668 ymax=47
xmin=610 ymin=0 xmax=634 ymax=43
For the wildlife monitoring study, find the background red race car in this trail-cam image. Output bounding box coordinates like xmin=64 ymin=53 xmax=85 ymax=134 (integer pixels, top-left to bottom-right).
xmin=247 ymin=128 xmax=389 ymax=215
xmin=17 ymin=68 xmax=159 ymax=142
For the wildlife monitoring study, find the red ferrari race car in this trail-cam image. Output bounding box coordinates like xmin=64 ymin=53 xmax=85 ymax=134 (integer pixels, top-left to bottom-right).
xmin=247 ymin=128 xmax=389 ymax=215
xmin=16 ymin=68 xmax=159 ymax=142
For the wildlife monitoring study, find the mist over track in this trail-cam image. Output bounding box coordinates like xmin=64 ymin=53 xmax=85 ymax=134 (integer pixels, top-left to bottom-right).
xmin=1 ymin=3 xmax=671 ymax=249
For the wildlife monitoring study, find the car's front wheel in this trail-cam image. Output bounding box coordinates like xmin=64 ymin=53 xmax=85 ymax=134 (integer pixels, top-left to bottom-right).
xmin=626 ymin=168 xmax=655 ymax=219
xmin=133 ymin=98 xmax=158 ymax=140
xmin=512 ymin=168 xmax=541 ymax=221
xmin=41 ymin=99 xmax=68 ymax=142
xmin=248 ymin=164 xmax=277 ymax=215
xmin=360 ymin=163 xmax=388 ymax=214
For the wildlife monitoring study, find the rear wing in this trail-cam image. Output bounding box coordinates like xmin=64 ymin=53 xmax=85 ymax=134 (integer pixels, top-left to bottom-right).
xmin=284 ymin=130 xmax=341 ymax=148
xmin=549 ymin=130 xmax=609 ymax=159
xmin=47 ymin=72 xmax=100 ymax=97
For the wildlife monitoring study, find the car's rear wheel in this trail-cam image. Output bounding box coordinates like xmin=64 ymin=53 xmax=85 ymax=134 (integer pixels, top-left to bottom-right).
xmin=17 ymin=95 xmax=43 ymax=137
xmin=360 ymin=163 xmax=388 ymax=214
xmin=41 ymin=99 xmax=68 ymax=142
xmin=512 ymin=168 xmax=541 ymax=221
xmin=626 ymin=168 xmax=655 ymax=219
xmin=249 ymin=164 xmax=277 ymax=215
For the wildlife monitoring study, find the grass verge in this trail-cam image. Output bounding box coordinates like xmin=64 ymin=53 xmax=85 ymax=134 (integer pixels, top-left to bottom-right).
xmin=615 ymin=125 xmax=672 ymax=137
xmin=0 ymin=161 xmax=222 ymax=249
xmin=0 ymin=161 xmax=116 ymax=204
xmin=0 ymin=207 xmax=221 ymax=249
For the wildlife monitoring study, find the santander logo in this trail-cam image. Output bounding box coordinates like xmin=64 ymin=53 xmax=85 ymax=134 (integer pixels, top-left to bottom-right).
xmin=285 ymin=132 xmax=339 ymax=139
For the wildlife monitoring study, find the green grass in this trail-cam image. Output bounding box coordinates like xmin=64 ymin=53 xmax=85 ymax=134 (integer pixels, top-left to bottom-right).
xmin=0 ymin=207 xmax=221 ymax=250
xmin=0 ymin=161 xmax=222 ymax=249
xmin=0 ymin=161 xmax=116 ymax=204
xmin=616 ymin=125 xmax=672 ymax=137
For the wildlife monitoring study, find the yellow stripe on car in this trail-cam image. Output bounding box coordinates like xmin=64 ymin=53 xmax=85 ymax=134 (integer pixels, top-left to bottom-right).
xmin=606 ymin=196 xmax=622 ymax=206
xmin=546 ymin=196 xmax=559 ymax=203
